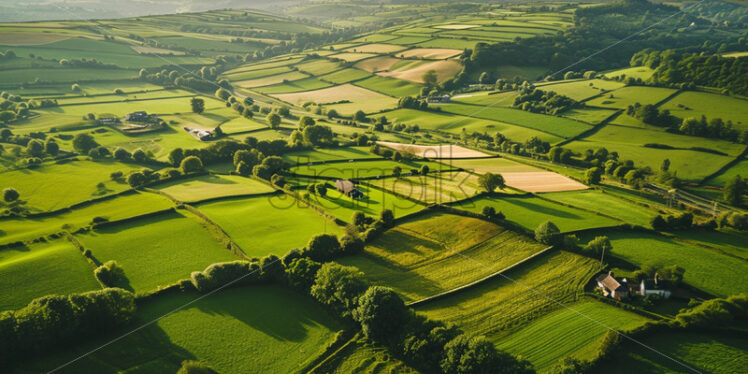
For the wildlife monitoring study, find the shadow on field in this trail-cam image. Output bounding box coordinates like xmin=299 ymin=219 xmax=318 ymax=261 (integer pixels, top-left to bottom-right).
xmin=504 ymin=197 xmax=584 ymax=219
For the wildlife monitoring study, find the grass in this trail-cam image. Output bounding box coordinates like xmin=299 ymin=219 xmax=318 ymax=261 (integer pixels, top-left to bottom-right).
xmin=281 ymin=146 xmax=379 ymax=164
xmin=302 ymin=183 xmax=425 ymax=222
xmin=153 ymin=175 xmax=275 ymax=203
xmin=1 ymin=160 xmax=144 ymax=212
xmin=222 ymin=66 xmax=292 ymax=81
xmin=295 ymin=59 xmax=343 ymax=76
xmin=537 ymin=79 xmax=626 ymax=101
xmin=450 ymin=195 xmax=621 ymax=232
xmin=579 ymin=230 xmax=748 ymax=297
xmin=435 ymin=102 xmax=592 ymax=139
xmin=344 ymin=43 xmax=407 ymax=53
xmin=417 ymin=38 xmax=486 ymax=50
xmin=659 ymin=90 xmax=748 ymax=130
xmin=0 ymin=239 xmax=100 ymax=311
xmin=705 ymin=159 xmax=748 ymax=187
xmin=290 ymin=159 xmax=443 ymax=179
xmin=496 ymin=300 xmax=651 ymax=371
xmin=381 ymin=108 xmax=563 ymax=144
xmin=415 ymin=251 xmax=600 ymax=340
xmin=353 ymin=75 xmax=422 ymax=97
xmin=273 ymin=84 xmax=398 ymax=115
xmin=378 ymin=171 xmax=484 ymax=203
xmin=338 ymin=212 xmax=548 ymax=302
xmin=16 ymin=286 xmax=342 ymax=374
xmin=602 ymin=66 xmax=655 ymax=81
xmin=323 ymin=338 xmax=417 ymax=373
xmin=562 ymin=107 xmax=619 ymax=124
xmin=585 ymin=86 xmax=677 ymax=110
xmin=542 ymin=190 xmax=659 ymax=227
xmin=397 ymin=48 xmax=461 ymax=59
xmin=255 ymin=77 xmax=334 ymax=94
xmin=0 ymin=191 xmax=173 ymax=246
xmin=234 ymin=71 xmax=310 ymax=88
xmin=328 ymin=52 xmax=378 ymax=62
xmin=377 ymin=60 xmax=462 ymax=84
xmin=218 ymin=117 xmax=267 ymax=134
xmin=38 ymin=95 xmax=226 ymax=117
xmin=599 ymin=330 xmax=748 ymax=374
xmin=319 ymin=68 xmax=372 ymax=84
xmin=195 ymin=195 xmax=342 ymax=258
xmin=0 ymin=67 xmax=136 ymax=86
xmin=566 ymin=124 xmax=741 ymax=181
xmin=75 ymin=210 xmax=237 ymax=292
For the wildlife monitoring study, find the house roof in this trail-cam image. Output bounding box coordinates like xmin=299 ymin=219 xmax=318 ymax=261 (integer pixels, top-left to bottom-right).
xmin=335 ymin=180 xmax=356 ymax=194
xmin=597 ymin=274 xmax=626 ymax=292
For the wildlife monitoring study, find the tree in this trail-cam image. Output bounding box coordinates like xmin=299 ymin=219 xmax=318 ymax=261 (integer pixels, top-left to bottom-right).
xmin=72 ymin=133 xmax=99 ymax=154
xmin=352 ymin=212 xmax=366 ymax=227
xmin=584 ymin=167 xmax=602 ymax=185
xmin=441 ymin=335 xmax=533 ymax=374
xmin=0 ymin=110 xmax=16 ymax=124
xmin=314 ymin=183 xmax=327 ymax=197
xmin=303 ymin=124 xmax=334 ymax=146
xmin=482 ymin=206 xmax=496 ymax=218
xmin=478 ymin=172 xmax=505 ymax=193
xmin=168 ymin=148 xmax=184 ymax=167
xmin=660 ymin=158 xmax=670 ymax=172
xmin=535 ymin=221 xmax=561 ymax=245
xmin=127 ymin=172 xmax=146 ymax=187
xmin=286 ymin=258 xmax=322 ymax=292
xmin=420 ymin=165 xmax=430 ymax=175
xmin=180 ymin=156 xmax=203 ymax=173
xmin=422 ymin=69 xmax=438 ymax=89
xmin=44 ymin=139 xmax=59 ymax=156
xmin=584 ymin=236 xmax=611 ymax=257
xmin=311 ymin=263 xmax=367 ymax=316
xmin=266 ymin=113 xmax=281 ymax=129
xmin=26 ymin=139 xmax=44 ymax=157
xmin=132 ymin=149 xmax=146 ymax=163
xmin=298 ymin=116 xmax=315 ymax=127
xmin=113 ymin=147 xmax=131 ymax=161
xmin=723 ymin=175 xmax=745 ymax=206
xmin=235 ymin=161 xmax=251 ymax=176
xmin=380 ymin=209 xmax=394 ymax=228
xmin=305 ymin=233 xmax=340 ymax=261
xmin=215 ymin=88 xmax=231 ymax=101
xmin=392 ymin=166 xmax=402 ymax=178
xmin=327 ymin=109 xmax=339 ymax=119
xmin=354 ymin=110 xmax=367 ymax=122
xmin=354 ymin=286 xmax=411 ymax=345
xmin=190 ymin=97 xmax=205 ymax=114
xmin=3 ymin=187 xmax=19 ymax=202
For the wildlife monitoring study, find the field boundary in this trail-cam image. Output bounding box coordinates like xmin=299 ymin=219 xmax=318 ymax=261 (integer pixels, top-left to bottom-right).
xmin=555 ymin=109 xmax=622 ymax=147
xmin=179 ymin=204 xmax=249 ymax=259
xmin=407 ymin=245 xmax=555 ymax=307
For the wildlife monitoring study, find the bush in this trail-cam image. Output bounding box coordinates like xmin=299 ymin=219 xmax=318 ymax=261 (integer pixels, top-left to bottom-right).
xmin=286 ymin=258 xmax=322 ymax=292
xmin=304 ymin=234 xmax=341 ymax=261
xmin=180 ymin=156 xmax=203 ymax=174
xmin=354 ymin=286 xmax=411 ymax=346
xmin=3 ymin=187 xmax=19 ymax=203
xmin=190 ymin=261 xmax=261 ymax=293
xmin=310 ymin=263 xmax=367 ymax=317
xmin=534 ymin=221 xmax=561 ymax=245
xmin=93 ymin=260 xmax=128 ymax=288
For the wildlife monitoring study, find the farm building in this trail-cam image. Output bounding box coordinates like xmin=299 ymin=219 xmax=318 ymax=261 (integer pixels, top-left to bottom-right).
xmin=125 ymin=111 xmax=149 ymax=122
xmin=335 ymin=179 xmax=364 ymax=199
xmin=428 ymin=94 xmax=451 ymax=103
xmin=639 ymin=274 xmax=672 ymax=299
xmin=596 ymin=271 xmax=630 ymax=300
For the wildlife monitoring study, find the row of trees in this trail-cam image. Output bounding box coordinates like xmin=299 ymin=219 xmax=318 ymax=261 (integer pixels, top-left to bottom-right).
xmin=513 ymin=88 xmax=582 ymax=115
xmin=626 ymin=103 xmax=747 ymax=144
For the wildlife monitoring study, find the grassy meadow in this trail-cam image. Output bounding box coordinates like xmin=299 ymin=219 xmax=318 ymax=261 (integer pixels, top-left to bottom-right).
xmin=154 ymin=175 xmax=275 ymax=203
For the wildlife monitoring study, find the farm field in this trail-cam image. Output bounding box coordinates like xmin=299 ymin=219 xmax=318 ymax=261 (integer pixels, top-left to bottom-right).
xmin=255 ymin=77 xmax=333 ymax=94
xmin=15 ymin=286 xmax=342 ymax=374
xmin=435 ymin=102 xmax=593 ymax=139
xmin=272 ymin=84 xmax=397 ymax=115
xmin=450 ymin=195 xmax=621 ymax=232
xmin=153 ymin=174 xmax=276 ymax=203
xmin=577 ymin=230 xmax=748 ymax=298
xmin=377 ymin=141 xmax=490 ymax=159
xmin=447 ymin=157 xmax=589 ymax=192
xmin=290 ymin=159 xmax=445 ymax=179
xmin=543 ymin=190 xmax=659 ymax=227
xmin=322 ymin=338 xmax=416 ymax=373
xmin=1 ymin=160 xmax=144 ymax=212
xmin=377 ymin=60 xmax=462 ymax=83
xmin=585 ymin=86 xmax=677 ymax=109
xmin=338 ymin=213 xmax=548 ymax=301
xmin=602 ymin=66 xmax=655 ymax=80
xmin=218 ymin=117 xmax=267 ymax=134
xmin=281 ymin=146 xmax=379 ymax=164
xmin=75 ymin=210 xmax=237 ymax=292
xmin=562 ymin=107 xmax=619 ymax=124
xmin=537 ymin=79 xmax=626 ymax=101
xmin=599 ymin=330 xmax=748 ymax=374
xmin=704 ymin=159 xmax=748 ymax=187
xmin=659 ymin=90 xmax=748 ymax=129
xmin=0 ymin=191 xmax=174 ymax=246
xmin=308 ymin=183 xmax=425 ymax=221
xmin=496 ymin=300 xmax=651 ymax=371
xmin=415 ymin=251 xmax=600 ymax=340
xmin=377 ymin=171 xmax=484 ymax=203
xmin=0 ymin=239 xmax=100 ymax=311
xmin=195 ymin=196 xmax=342 ymax=258
xmin=353 ymin=75 xmax=422 ymax=97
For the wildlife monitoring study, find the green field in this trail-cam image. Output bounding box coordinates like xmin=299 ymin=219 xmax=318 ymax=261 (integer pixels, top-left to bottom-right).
xmin=378 ymin=171 xmax=484 ymax=203
xmin=659 ymin=90 xmax=748 ymax=130
xmin=0 ymin=191 xmax=174 ymax=246
xmin=16 ymin=286 xmax=342 ymax=374
xmin=435 ymin=102 xmax=592 ymax=139
xmin=254 ymin=77 xmax=333 ymax=94
xmin=290 ymin=159 xmax=444 ymax=179
xmin=338 ymin=213 xmax=548 ymax=301
xmin=218 ymin=117 xmax=267 ymax=134
xmin=282 ymin=146 xmax=380 ymax=164
xmin=75 ymin=210 xmax=237 ymax=292
xmin=562 ymin=107 xmax=619 ymax=124
xmin=704 ymin=159 xmax=748 ymax=187
xmin=599 ymin=330 xmax=748 ymax=374
xmin=496 ymin=300 xmax=651 ymax=371
xmin=543 ymin=190 xmax=659 ymax=227
xmin=305 ymin=183 xmax=425 ymax=221
xmin=415 ymin=250 xmax=599 ymax=340
xmin=602 ymin=66 xmax=655 ymax=80
xmin=1 ymin=160 xmax=144 ymax=212
xmin=0 ymin=239 xmax=100 ymax=311
xmin=450 ymin=195 xmax=620 ymax=232
xmin=537 ymin=79 xmax=626 ymax=101
xmin=585 ymin=86 xmax=676 ymax=109
xmin=195 ymin=195 xmax=342 ymax=258
xmin=154 ymin=175 xmax=275 ymax=202
xmin=578 ymin=230 xmax=748 ymax=297
xmin=353 ymin=75 xmax=422 ymax=97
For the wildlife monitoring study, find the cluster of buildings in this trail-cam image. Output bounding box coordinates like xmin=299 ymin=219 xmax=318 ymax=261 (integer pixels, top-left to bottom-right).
xmin=596 ymin=271 xmax=672 ymax=301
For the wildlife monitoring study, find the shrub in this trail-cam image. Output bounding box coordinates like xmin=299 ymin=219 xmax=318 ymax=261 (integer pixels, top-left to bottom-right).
xmin=3 ymin=187 xmax=19 ymax=202
xmin=354 ymin=286 xmax=411 ymax=346
xmin=180 ymin=156 xmax=203 ymax=174
xmin=535 ymin=221 xmax=561 ymax=245
xmin=286 ymin=258 xmax=322 ymax=292
xmin=190 ymin=261 xmax=261 ymax=293
xmin=380 ymin=209 xmax=395 ymax=228
xmin=93 ymin=261 xmax=128 ymax=288
xmin=304 ymin=233 xmax=340 ymax=261
xmin=311 ymin=263 xmax=367 ymax=317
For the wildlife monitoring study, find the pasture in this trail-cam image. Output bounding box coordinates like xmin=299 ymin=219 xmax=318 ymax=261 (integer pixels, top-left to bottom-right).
xmin=1 ymin=160 xmax=144 ymax=212
xmin=0 ymin=192 xmax=173 ymax=246
xmin=659 ymin=90 xmax=748 ymax=129
xmin=290 ymin=159 xmax=444 ymax=179
xmin=218 ymin=117 xmax=267 ymax=134
xmin=537 ymin=79 xmax=626 ymax=101
xmin=377 ymin=141 xmax=490 ymax=159
xmin=577 ymin=230 xmax=748 ymax=297
xmin=415 ymin=251 xmax=600 ymax=340
xmin=585 ymin=86 xmax=677 ymax=109
xmin=602 ymin=66 xmax=655 ymax=80
xmin=339 ymin=214 xmax=548 ymax=301
xmin=562 ymin=107 xmax=619 ymax=124
xmin=496 ymin=300 xmax=651 ymax=371
xmin=319 ymin=68 xmax=371 ymax=84
xmin=378 ymin=171 xmax=484 ymax=203
xmin=255 ymin=78 xmax=333 ymax=94
xmin=704 ymin=159 xmax=748 ymax=187
xmin=153 ymin=175 xmax=275 ymax=203
xmin=396 ymin=48 xmax=461 ymax=59
xmin=281 ymin=146 xmax=379 ymax=164
xmin=543 ymin=190 xmax=659 ymax=227
xmin=272 ymin=84 xmax=397 ymax=115
xmin=195 ymin=196 xmax=342 ymax=258
xmin=0 ymin=240 xmax=100 ymax=311
xmin=353 ymin=75 xmax=422 ymax=97
xmin=308 ymin=183 xmax=425 ymax=221
xmin=75 ymin=210 xmax=237 ymax=292
xmin=18 ymin=286 xmax=343 ymax=374
xmin=450 ymin=195 xmax=621 ymax=232
xmin=377 ymin=60 xmax=462 ymax=83
xmin=328 ymin=52 xmax=378 ymax=62
xmin=344 ymin=43 xmax=407 ymax=53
